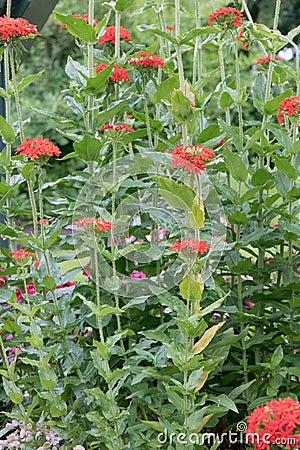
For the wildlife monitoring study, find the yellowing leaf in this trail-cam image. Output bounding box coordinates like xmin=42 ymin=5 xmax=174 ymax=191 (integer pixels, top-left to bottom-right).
xmin=193 ymin=414 xmax=214 ymax=433
xmin=194 ymin=371 xmax=209 ymax=393
xmin=193 ymin=321 xmax=224 ymax=355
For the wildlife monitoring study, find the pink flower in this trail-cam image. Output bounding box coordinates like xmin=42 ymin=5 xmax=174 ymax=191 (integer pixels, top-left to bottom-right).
xmin=130 ymin=270 xmax=146 ymax=279
xmin=245 ymin=301 xmax=254 ymax=309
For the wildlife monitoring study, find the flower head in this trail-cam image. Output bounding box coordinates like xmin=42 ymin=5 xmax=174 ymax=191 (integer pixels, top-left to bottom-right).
xmin=0 ymin=16 xmax=39 ymax=42
xmin=60 ymin=14 xmax=98 ymax=29
xmin=99 ymin=123 xmax=134 ymax=138
xmin=246 ymin=397 xmax=300 ymax=450
xmin=170 ymin=239 xmax=211 ymax=254
xmin=76 ymin=217 xmax=113 ymax=233
xmin=256 ymin=55 xmax=281 ymax=66
xmin=15 ymin=137 xmax=61 ymax=164
xmin=95 ymin=63 xmax=130 ymax=82
xmin=166 ymin=26 xmax=175 ymax=31
xmin=130 ymin=270 xmax=146 ymax=279
xmin=98 ymin=25 xmax=132 ymax=44
xmin=277 ymin=96 xmax=300 ymax=125
xmin=129 ymin=52 xmax=164 ymax=69
xmin=10 ymin=249 xmax=37 ymax=268
xmin=208 ymin=7 xmax=243 ymax=28
xmin=168 ymin=144 xmax=215 ymax=173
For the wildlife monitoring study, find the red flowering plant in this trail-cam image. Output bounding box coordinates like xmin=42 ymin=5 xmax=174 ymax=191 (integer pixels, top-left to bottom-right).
xmin=0 ymin=15 xmax=39 ymax=42
xmin=246 ymin=398 xmax=300 ymax=450
xmin=1 ymin=0 xmax=300 ymax=448
xmin=98 ymin=25 xmax=132 ymax=44
xmin=277 ymin=96 xmax=300 ymax=124
xmin=95 ymin=63 xmax=130 ymax=82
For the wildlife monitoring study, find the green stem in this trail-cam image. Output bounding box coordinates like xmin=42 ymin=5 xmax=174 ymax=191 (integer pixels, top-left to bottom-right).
xmin=27 ymin=179 xmax=38 ymax=238
xmin=193 ymin=0 xmax=204 ymax=131
xmin=93 ymin=238 xmax=105 ymax=343
xmin=38 ymin=168 xmax=45 ymax=246
xmin=87 ymin=0 xmax=95 ymax=168
xmin=234 ymin=42 xmax=243 ymax=145
xmin=0 ymin=333 xmax=10 ymax=369
xmin=175 ymin=0 xmax=188 ymax=145
xmin=112 ymin=142 xmax=122 ymax=337
xmin=43 ymin=250 xmax=85 ymax=383
xmin=6 ymin=0 xmax=11 ymax=16
xmin=141 ymin=78 xmax=154 ymax=149
xmin=241 ymin=0 xmax=267 ymax=55
xmin=4 ymin=44 xmax=13 ymax=237
xmin=273 ymin=0 xmax=281 ymax=30
xmin=9 ymin=46 xmax=25 ymax=142
xmin=218 ymin=45 xmax=231 ymax=128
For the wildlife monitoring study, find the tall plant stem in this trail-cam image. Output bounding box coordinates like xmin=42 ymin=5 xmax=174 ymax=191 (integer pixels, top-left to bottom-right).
xmin=218 ymin=45 xmax=231 ymax=130
xmin=43 ymin=249 xmax=85 ymax=383
xmin=193 ymin=0 xmax=204 ymax=132
xmin=175 ymin=0 xmax=188 ymax=145
xmin=93 ymin=239 xmax=105 ymax=343
xmin=273 ymin=0 xmax=281 ymax=31
xmin=38 ymin=168 xmax=45 ymax=246
xmin=87 ymin=0 xmax=95 ymax=173
xmin=9 ymin=47 xmax=24 ymax=142
xmin=6 ymin=0 xmax=11 ymax=16
xmin=0 ymin=333 xmax=26 ymax=417
xmin=112 ymin=142 xmax=122 ymax=335
xmin=141 ymin=78 xmax=154 ymax=149
xmin=27 ymin=178 xmax=38 ymax=238
xmin=234 ymin=43 xmax=243 ymax=144
xmin=4 ymin=45 xmax=13 ymax=235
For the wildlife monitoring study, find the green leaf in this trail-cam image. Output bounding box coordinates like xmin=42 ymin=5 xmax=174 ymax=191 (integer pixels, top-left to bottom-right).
xmin=140 ymin=421 xmax=163 ymax=432
xmin=132 ymin=110 xmax=163 ymax=131
xmin=159 ymin=176 xmax=194 ymax=211
xmin=98 ymin=100 xmax=128 ymax=127
xmin=252 ymin=167 xmax=273 ymax=186
xmin=219 ymin=91 xmax=233 ymax=109
xmin=273 ymin=155 xmax=297 ymax=179
xmin=274 ymin=171 xmax=290 ymax=197
xmin=222 ymin=147 xmax=248 ymax=182
xmin=17 ymin=71 xmax=45 ymax=93
xmin=268 ymin=124 xmax=293 ymax=153
xmin=39 ymin=366 xmax=58 ymax=390
xmin=55 ymin=12 xmax=96 ymax=43
xmin=228 ymin=380 xmax=255 ymax=400
xmin=0 ymin=116 xmax=15 ymax=144
xmin=136 ymin=24 xmax=177 ymax=44
xmin=2 ymin=378 xmax=23 ymax=404
xmin=188 ymin=201 xmax=205 ymax=228
xmin=211 ymin=394 xmax=238 ymax=413
xmin=187 ymin=408 xmax=206 ymax=430
xmin=115 ymin=0 xmax=134 ymax=11
xmin=85 ymin=64 xmax=113 ymax=95
xmin=153 ymin=76 xmax=178 ymax=103
xmin=180 ymin=27 xmax=220 ymax=43
xmin=198 ymin=124 xmax=220 ymax=143
xmin=73 ymin=134 xmax=102 ymax=161
xmin=171 ymin=89 xmax=194 ymax=123
xmin=42 ymin=275 xmax=57 ymax=291
xmin=179 ymin=274 xmax=202 ymax=302
xmin=264 ymin=88 xmax=293 ymax=114
xmin=228 ymin=211 xmax=249 ymax=225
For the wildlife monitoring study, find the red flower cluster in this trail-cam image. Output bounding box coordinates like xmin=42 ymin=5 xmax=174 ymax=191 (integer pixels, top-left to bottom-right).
xmin=0 ymin=16 xmax=39 ymax=41
xmin=76 ymin=217 xmax=113 ymax=232
xmin=95 ymin=63 xmax=130 ymax=82
xmin=60 ymin=14 xmax=99 ymax=29
xmin=277 ymin=96 xmax=300 ymax=124
xmin=10 ymin=249 xmax=36 ymax=260
xmin=15 ymin=137 xmax=61 ymax=161
xmin=170 ymin=239 xmax=211 ymax=254
xmin=99 ymin=123 xmax=134 ymax=132
xmin=166 ymin=26 xmax=175 ymax=31
xmin=98 ymin=26 xmax=132 ymax=44
xmin=257 ymin=55 xmax=281 ymax=65
xmin=208 ymin=7 xmax=243 ymax=28
xmin=246 ymin=397 xmax=300 ymax=450
xmin=129 ymin=52 xmax=164 ymax=69
xmin=168 ymin=144 xmax=215 ymax=173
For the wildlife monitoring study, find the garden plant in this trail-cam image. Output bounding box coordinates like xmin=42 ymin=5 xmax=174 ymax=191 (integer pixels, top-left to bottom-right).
xmin=0 ymin=0 xmax=299 ymax=449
